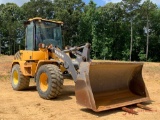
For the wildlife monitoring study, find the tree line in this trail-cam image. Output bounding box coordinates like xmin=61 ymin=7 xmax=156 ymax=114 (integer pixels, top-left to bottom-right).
xmin=0 ymin=0 xmax=160 ymax=61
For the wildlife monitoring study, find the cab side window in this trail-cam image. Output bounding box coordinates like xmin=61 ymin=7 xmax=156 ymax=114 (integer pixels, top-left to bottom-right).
xmin=26 ymin=22 xmax=34 ymax=50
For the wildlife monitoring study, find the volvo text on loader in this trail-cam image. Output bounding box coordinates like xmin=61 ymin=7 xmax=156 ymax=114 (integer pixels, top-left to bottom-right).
xmin=11 ymin=17 xmax=150 ymax=112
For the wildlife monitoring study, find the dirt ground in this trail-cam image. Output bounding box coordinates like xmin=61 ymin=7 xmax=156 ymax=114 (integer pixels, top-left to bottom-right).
xmin=1 ymin=55 xmax=160 ymax=120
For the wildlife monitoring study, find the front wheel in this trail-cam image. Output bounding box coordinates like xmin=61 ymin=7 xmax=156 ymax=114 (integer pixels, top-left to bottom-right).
xmin=36 ymin=64 xmax=63 ymax=99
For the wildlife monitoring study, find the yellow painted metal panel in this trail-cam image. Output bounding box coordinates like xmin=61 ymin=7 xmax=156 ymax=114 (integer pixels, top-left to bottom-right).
xmin=12 ymin=61 xmax=37 ymax=77
xmin=32 ymin=51 xmax=48 ymax=60
xmin=20 ymin=51 xmax=32 ymax=60
xmin=20 ymin=50 xmax=49 ymax=61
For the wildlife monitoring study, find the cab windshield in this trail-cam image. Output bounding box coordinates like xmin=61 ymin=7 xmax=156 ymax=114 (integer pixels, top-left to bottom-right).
xmin=35 ymin=21 xmax=62 ymax=49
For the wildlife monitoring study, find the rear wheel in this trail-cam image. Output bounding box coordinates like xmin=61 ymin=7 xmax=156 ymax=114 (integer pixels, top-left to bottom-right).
xmin=11 ymin=64 xmax=30 ymax=90
xmin=36 ymin=64 xmax=63 ymax=99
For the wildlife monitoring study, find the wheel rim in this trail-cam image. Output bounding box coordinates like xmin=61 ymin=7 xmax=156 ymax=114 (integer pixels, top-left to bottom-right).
xmin=13 ymin=70 xmax=18 ymax=85
xmin=40 ymin=73 xmax=48 ymax=92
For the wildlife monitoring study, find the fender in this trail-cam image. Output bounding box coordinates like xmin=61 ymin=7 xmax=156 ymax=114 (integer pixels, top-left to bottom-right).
xmin=12 ymin=60 xmax=65 ymax=77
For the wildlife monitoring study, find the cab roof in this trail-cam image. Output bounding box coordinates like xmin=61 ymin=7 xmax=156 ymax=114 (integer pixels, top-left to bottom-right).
xmin=25 ymin=17 xmax=63 ymax=25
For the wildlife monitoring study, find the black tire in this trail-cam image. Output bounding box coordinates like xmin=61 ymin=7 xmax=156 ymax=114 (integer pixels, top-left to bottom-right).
xmin=11 ymin=64 xmax=30 ymax=90
xmin=36 ymin=64 xmax=64 ymax=99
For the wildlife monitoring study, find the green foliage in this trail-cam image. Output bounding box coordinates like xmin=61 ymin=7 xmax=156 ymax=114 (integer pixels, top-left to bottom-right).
xmin=53 ymin=0 xmax=85 ymax=46
xmin=0 ymin=0 xmax=160 ymax=61
xmin=138 ymin=51 xmax=146 ymax=61
xmin=78 ymin=0 xmax=96 ymax=45
xmin=21 ymin=0 xmax=54 ymax=19
xmin=0 ymin=3 xmax=24 ymax=55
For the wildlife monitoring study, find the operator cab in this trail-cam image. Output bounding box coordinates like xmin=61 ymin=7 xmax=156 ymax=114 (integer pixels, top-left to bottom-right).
xmin=24 ymin=17 xmax=63 ymax=50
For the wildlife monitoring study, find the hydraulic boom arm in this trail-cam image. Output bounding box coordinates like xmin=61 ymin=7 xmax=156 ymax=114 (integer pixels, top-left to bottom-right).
xmin=51 ymin=43 xmax=91 ymax=82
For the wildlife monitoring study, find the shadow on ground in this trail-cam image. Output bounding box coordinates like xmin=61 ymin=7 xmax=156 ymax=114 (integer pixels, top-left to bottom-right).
xmin=22 ymin=84 xmax=75 ymax=101
xmin=56 ymin=85 xmax=75 ymax=101
xmin=80 ymin=101 xmax=153 ymax=117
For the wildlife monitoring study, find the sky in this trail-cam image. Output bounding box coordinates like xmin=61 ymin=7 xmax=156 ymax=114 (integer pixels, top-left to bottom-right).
xmin=0 ymin=0 xmax=160 ymax=6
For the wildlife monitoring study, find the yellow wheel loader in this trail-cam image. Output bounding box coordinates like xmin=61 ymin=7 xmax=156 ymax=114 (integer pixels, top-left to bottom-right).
xmin=11 ymin=17 xmax=150 ymax=112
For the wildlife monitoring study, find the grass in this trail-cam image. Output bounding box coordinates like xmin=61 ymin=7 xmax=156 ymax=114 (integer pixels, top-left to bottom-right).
xmin=0 ymin=75 xmax=10 ymax=81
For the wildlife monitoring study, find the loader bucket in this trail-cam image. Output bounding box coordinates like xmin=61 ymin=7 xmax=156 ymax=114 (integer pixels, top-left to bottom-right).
xmin=75 ymin=61 xmax=150 ymax=112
